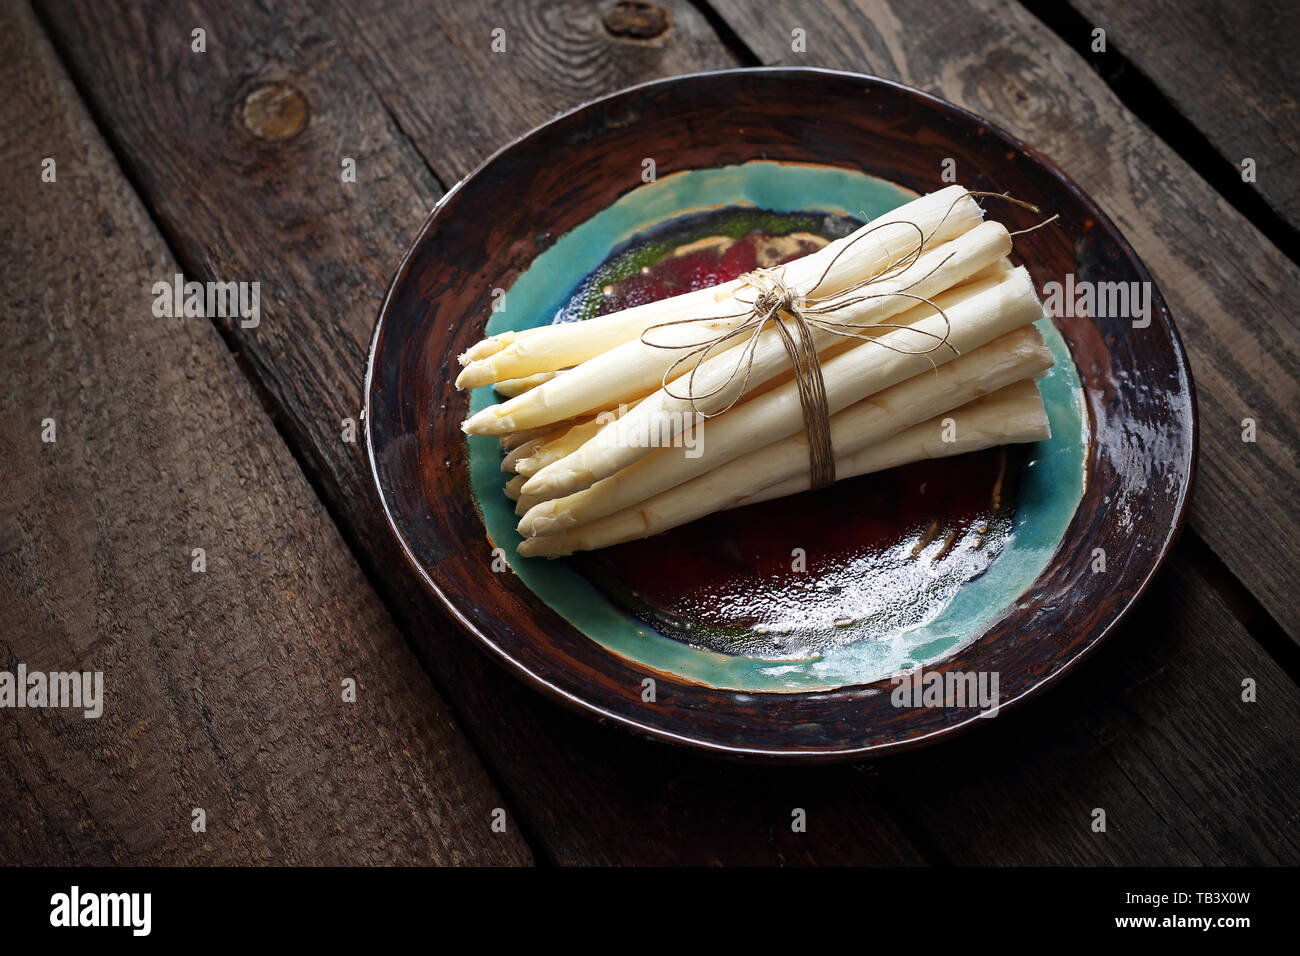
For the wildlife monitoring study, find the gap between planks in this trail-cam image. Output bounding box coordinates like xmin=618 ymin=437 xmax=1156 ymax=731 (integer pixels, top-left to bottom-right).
xmin=22 ymin=0 xmax=559 ymax=867
xmin=1016 ymin=0 xmax=1300 ymax=269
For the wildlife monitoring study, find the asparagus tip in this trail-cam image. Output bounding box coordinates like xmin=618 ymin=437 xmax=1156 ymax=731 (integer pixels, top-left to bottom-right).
xmin=454 ymin=365 xmax=480 ymax=389
xmin=517 ymin=537 xmax=570 ymax=559
xmin=520 ymin=467 xmax=585 ymax=499
xmin=517 ymin=503 xmax=578 ymax=538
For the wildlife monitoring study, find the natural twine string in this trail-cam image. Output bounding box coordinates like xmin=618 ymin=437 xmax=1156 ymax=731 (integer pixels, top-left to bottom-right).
xmin=638 ymin=191 xmax=1057 ymax=489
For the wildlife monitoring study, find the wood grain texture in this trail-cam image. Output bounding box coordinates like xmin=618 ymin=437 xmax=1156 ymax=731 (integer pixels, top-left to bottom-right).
xmin=880 ymin=554 xmax=1300 ymax=864
xmin=31 ymin=0 xmax=1298 ymax=864
xmin=317 ymin=0 xmax=737 ymax=181
xmin=0 ymin=0 xmax=530 ymax=866
xmin=706 ymin=0 xmax=1300 ymax=643
xmin=1069 ymin=0 xmax=1300 ymax=231
xmin=32 ymin=0 xmax=931 ymax=863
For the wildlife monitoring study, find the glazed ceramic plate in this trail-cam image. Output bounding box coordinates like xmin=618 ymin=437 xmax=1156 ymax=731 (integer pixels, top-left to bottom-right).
xmin=365 ymin=68 xmax=1195 ymax=760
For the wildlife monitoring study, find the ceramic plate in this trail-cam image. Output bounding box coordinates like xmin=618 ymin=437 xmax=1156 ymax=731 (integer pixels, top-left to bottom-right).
xmin=365 ymin=68 xmax=1196 ymax=760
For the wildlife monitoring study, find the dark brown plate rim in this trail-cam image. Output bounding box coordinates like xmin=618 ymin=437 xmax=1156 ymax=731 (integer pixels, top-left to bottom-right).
xmin=363 ymin=66 xmax=1198 ymax=762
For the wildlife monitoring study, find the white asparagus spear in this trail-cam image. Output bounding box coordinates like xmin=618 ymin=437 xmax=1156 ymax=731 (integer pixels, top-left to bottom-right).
xmin=460 ymin=186 xmax=984 ymax=418
xmin=505 ymin=475 xmax=555 ymax=513
xmin=458 ymin=286 xmax=739 ymax=388
xmin=511 ymin=375 xmax=776 ymax=491
xmin=520 ymin=380 xmax=1048 ymax=544
xmin=499 ymin=418 xmax=585 ymax=452
xmin=513 ymin=399 xmax=641 ymax=477
xmin=501 ymin=436 xmax=542 ymax=472
xmin=502 ymin=416 xmax=599 ymax=471
xmin=526 ymin=219 xmax=1013 ymax=499
xmin=461 ymin=336 xmax=509 ymax=364
xmin=515 ymin=493 xmax=546 ymax=516
xmin=506 ymin=359 xmax=1039 ymax=502
xmin=500 ymin=428 xmax=547 ymax=453
xmin=500 ymin=431 xmax=538 ymax=453
xmin=964 ymin=256 xmax=1014 ymax=282
xmin=460 ymin=239 xmax=823 ymax=372
xmin=731 ymin=378 xmax=1048 ymax=508
xmin=493 ymin=370 xmax=560 ymax=397
xmin=503 ymin=474 xmax=526 ymax=501
xmin=519 ymin=267 xmax=1043 ymax=536
xmin=457 ymin=186 xmax=978 ymax=389
xmin=514 ymin=423 xmax=598 ymax=476
xmin=518 ymin=327 xmax=1051 ymax=556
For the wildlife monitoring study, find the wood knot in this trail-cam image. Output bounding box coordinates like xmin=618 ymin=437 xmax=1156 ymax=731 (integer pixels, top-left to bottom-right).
xmin=240 ymin=83 xmax=309 ymax=141
xmin=602 ymin=1 xmax=670 ymax=40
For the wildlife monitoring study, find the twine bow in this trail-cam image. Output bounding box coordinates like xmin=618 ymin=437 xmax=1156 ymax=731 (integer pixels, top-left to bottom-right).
xmin=637 ymin=192 xmax=1056 ymax=490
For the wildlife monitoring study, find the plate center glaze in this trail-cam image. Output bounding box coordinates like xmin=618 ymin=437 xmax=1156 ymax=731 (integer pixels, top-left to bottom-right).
xmin=467 ymin=162 xmax=1088 ymax=692
xmin=558 ymin=207 xmax=1025 ymax=659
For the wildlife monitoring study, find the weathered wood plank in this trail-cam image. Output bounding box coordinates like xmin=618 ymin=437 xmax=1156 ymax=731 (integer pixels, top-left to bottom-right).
xmin=0 ymin=0 xmax=530 ymax=866
xmin=319 ymin=0 xmax=737 ymax=181
xmin=707 ymin=0 xmax=1300 ymax=643
xmin=881 ymin=551 xmax=1300 ymax=865
xmin=33 ymin=0 xmax=929 ymax=864
xmin=338 ymin=0 xmax=1300 ymax=862
xmin=38 ymin=0 xmax=1298 ymax=865
xmin=1067 ymin=0 xmax=1300 ymax=232
xmin=704 ymin=0 xmax=1300 ymax=864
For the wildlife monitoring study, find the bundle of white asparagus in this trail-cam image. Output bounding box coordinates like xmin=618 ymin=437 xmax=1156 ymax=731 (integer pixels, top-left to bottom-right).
xmin=457 ymin=185 xmax=1054 ymax=557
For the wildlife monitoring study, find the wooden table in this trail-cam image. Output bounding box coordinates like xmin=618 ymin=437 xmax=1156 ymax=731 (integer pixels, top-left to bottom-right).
xmin=3 ymin=0 xmax=1296 ymax=865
